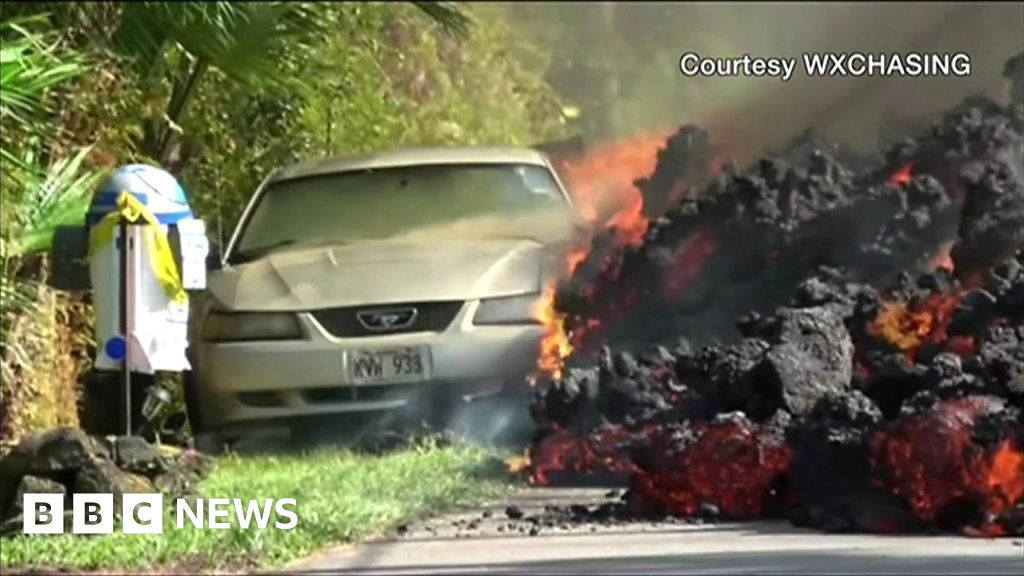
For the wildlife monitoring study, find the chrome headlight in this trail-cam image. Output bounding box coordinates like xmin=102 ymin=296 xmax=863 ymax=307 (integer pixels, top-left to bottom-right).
xmin=201 ymin=311 xmax=303 ymax=342
xmin=473 ymin=293 xmax=542 ymax=325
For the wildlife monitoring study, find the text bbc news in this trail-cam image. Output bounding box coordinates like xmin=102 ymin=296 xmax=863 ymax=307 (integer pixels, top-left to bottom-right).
xmin=21 ymin=493 xmax=299 ymax=534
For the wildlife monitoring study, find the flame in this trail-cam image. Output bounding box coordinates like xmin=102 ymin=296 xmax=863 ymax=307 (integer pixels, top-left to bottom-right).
xmin=868 ymin=291 xmax=969 ymax=361
xmin=532 ymin=131 xmax=670 ymax=380
xmin=534 ymin=285 xmax=574 ymax=381
xmin=506 ymin=448 xmax=532 ymax=475
xmin=889 ymin=162 xmax=914 ymax=186
xmin=557 ymin=130 xmax=671 ymax=246
xmin=986 ymin=439 xmax=1024 ymax=514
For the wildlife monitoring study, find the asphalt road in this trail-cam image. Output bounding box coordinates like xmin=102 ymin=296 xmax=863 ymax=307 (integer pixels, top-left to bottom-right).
xmin=286 ymin=488 xmax=1024 ymax=575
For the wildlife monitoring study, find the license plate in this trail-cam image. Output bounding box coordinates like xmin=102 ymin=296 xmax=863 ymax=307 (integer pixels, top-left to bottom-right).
xmin=348 ymin=347 xmax=430 ymax=385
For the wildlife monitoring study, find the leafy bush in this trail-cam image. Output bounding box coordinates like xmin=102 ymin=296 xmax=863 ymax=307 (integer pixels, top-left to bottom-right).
xmin=0 ymin=17 xmax=101 ymax=445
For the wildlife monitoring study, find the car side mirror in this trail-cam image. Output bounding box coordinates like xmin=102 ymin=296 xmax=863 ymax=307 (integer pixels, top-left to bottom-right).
xmin=207 ymin=243 xmax=223 ymax=271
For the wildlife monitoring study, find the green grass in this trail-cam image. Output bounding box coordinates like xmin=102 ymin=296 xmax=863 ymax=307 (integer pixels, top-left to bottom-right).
xmin=0 ymin=442 xmax=512 ymax=572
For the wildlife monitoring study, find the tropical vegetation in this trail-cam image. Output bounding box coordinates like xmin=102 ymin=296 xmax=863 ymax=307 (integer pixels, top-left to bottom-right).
xmin=0 ymin=1 xmax=571 ymax=446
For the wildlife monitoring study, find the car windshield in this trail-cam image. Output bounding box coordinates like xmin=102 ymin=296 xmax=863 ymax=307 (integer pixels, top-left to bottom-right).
xmin=229 ymin=162 xmax=569 ymax=262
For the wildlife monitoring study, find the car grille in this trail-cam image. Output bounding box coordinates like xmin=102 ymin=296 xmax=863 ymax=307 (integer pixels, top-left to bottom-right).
xmin=310 ymin=301 xmax=464 ymax=337
xmin=302 ymin=383 xmax=419 ymax=404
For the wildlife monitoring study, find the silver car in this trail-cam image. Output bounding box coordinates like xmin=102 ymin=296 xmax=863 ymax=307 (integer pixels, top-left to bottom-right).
xmin=185 ymin=147 xmax=582 ymax=440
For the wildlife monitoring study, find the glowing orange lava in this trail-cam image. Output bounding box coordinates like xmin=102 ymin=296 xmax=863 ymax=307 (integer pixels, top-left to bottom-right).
xmin=986 ymin=439 xmax=1024 ymax=516
xmin=868 ymin=291 xmax=971 ymax=361
xmin=871 ymin=398 xmax=1024 ymax=528
xmin=634 ymin=421 xmax=792 ymax=518
xmin=528 ymin=426 xmax=639 ymax=485
xmin=889 ymin=162 xmax=914 ymax=186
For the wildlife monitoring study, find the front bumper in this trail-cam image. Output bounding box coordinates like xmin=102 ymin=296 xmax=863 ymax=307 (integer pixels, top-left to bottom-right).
xmin=191 ymin=300 xmax=543 ymax=431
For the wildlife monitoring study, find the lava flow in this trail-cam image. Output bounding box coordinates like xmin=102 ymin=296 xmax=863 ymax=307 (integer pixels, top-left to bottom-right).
xmin=870 ymin=397 xmax=1024 ymax=532
xmin=517 ymin=52 xmax=1024 ymax=537
xmin=532 ymin=131 xmax=671 ymax=381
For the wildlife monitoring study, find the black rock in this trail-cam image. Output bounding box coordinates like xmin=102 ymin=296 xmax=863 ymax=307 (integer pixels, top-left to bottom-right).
xmin=0 ymin=427 xmax=109 ymax=515
xmin=74 ymin=458 xmax=155 ymax=510
xmin=758 ymin=306 xmax=854 ymax=416
xmin=109 ymin=436 xmax=168 ymax=475
xmin=7 ymin=475 xmax=66 ymax=519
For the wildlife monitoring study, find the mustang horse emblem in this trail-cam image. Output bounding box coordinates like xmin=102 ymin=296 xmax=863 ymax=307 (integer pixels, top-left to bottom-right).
xmin=357 ymin=308 xmax=417 ymax=331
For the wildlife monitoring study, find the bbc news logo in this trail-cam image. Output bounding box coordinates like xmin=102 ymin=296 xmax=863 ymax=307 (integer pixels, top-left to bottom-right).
xmin=22 ymin=493 xmax=298 ymax=534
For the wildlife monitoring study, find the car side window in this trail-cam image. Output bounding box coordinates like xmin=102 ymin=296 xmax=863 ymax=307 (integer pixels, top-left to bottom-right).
xmin=516 ymin=166 xmax=562 ymax=200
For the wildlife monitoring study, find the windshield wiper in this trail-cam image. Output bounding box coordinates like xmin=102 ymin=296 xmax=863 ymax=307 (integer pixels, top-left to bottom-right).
xmin=228 ymin=238 xmax=352 ymax=265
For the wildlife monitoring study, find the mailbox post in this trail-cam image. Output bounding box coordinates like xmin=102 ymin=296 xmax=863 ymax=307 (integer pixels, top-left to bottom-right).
xmin=85 ymin=165 xmax=208 ymax=435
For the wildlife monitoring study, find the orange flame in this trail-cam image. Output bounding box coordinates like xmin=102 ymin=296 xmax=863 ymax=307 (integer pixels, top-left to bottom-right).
xmin=868 ymin=291 xmax=973 ymax=361
xmin=506 ymin=448 xmax=532 ymax=475
xmin=889 ymin=162 xmax=914 ymax=186
xmin=533 ymin=285 xmax=574 ymax=381
xmin=532 ymin=131 xmax=671 ymax=380
xmin=986 ymin=439 xmax=1024 ymax=516
xmin=557 ymin=130 xmax=671 ymax=246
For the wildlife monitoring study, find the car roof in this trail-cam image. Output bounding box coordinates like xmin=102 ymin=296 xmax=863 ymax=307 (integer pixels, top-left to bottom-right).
xmin=270 ymin=146 xmax=552 ymax=183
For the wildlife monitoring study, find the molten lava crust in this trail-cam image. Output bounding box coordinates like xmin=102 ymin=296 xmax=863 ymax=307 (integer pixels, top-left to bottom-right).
xmin=521 ymin=53 xmax=1024 ymax=537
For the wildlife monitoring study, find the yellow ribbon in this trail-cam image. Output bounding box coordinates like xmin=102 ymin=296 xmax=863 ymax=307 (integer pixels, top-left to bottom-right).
xmin=88 ymin=191 xmax=187 ymax=304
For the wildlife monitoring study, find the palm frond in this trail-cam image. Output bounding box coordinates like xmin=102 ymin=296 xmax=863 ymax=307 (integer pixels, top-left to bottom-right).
xmin=113 ymin=2 xmax=323 ymax=88
xmin=412 ymin=2 xmax=472 ymax=38
xmin=6 ymin=147 xmax=102 ymax=256
xmin=0 ymin=17 xmax=85 ymax=128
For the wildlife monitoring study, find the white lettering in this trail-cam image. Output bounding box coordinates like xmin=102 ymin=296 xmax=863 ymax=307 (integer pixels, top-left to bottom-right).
xmin=803 ymin=53 xmax=829 ymax=76
xmin=208 ymin=498 xmax=232 ymax=529
xmin=124 ymin=493 xmax=163 ymax=534
xmin=176 ymin=497 xmax=204 ymax=529
xmin=274 ymin=498 xmax=299 ymax=530
xmin=234 ymin=499 xmax=274 ymax=529
xmin=23 ymin=494 xmax=64 ymax=534
xmin=801 ymin=52 xmax=972 ymax=78
xmin=679 ymin=52 xmax=701 ymax=76
xmin=951 ymin=52 xmax=971 ymax=76
xmin=72 ymin=494 xmax=113 ymax=534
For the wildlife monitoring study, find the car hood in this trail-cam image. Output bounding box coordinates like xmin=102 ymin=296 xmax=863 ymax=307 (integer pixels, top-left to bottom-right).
xmin=207 ymin=237 xmax=566 ymax=311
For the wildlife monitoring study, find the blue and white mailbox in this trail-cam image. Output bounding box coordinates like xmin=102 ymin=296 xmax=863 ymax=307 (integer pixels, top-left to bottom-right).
xmin=87 ymin=164 xmax=209 ymax=374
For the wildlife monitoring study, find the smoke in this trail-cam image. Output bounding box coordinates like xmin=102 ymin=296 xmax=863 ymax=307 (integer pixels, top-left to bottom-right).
xmin=498 ymin=2 xmax=1024 ymax=157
